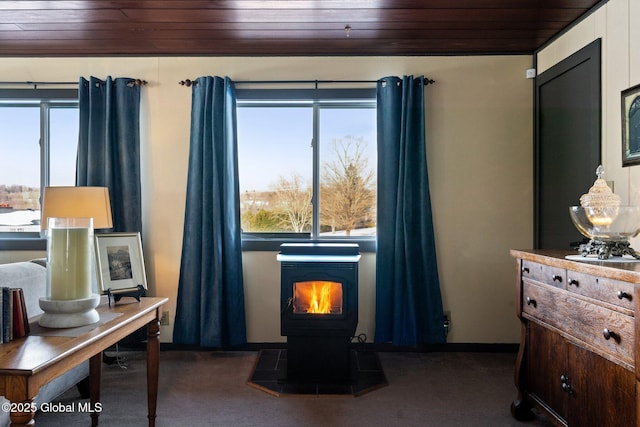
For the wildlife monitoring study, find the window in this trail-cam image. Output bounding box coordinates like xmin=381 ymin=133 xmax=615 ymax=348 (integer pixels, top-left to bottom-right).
xmin=237 ymin=88 xmax=376 ymax=250
xmin=0 ymin=89 xmax=78 ymax=247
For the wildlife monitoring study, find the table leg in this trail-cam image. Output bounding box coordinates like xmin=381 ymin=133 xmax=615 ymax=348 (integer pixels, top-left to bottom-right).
xmin=6 ymin=376 xmax=35 ymax=426
xmin=8 ymin=401 xmax=35 ymax=427
xmin=147 ymin=311 xmax=160 ymax=427
xmin=89 ymin=352 xmax=102 ymax=427
xmin=9 ymin=400 xmax=36 ymax=427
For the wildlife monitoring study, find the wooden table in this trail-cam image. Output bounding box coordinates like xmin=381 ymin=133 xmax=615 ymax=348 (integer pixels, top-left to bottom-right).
xmin=0 ymin=296 xmax=168 ymax=426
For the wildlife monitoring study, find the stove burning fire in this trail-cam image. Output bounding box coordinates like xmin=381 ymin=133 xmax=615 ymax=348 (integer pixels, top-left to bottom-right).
xmin=293 ymin=281 xmax=343 ymax=315
xmin=278 ymin=243 xmax=360 ymax=382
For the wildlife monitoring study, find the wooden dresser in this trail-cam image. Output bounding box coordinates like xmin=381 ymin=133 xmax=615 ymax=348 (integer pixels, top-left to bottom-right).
xmin=510 ymin=249 xmax=638 ymax=427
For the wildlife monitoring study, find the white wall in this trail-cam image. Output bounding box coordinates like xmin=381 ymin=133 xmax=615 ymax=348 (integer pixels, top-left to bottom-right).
xmin=0 ymin=55 xmax=533 ymax=344
xmin=538 ymin=0 xmax=640 ymax=212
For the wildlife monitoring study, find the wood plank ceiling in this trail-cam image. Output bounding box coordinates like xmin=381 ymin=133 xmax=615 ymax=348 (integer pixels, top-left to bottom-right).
xmin=0 ymin=0 xmax=603 ymax=56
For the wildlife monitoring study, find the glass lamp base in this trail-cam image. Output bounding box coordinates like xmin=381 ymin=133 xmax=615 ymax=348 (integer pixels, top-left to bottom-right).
xmin=38 ymin=294 xmax=101 ymax=328
xmin=578 ymin=240 xmax=640 ymax=260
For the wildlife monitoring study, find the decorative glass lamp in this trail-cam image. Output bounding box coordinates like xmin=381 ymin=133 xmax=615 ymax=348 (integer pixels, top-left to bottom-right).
xmin=39 ymin=186 xmax=113 ymax=328
xmin=569 ymin=166 xmax=640 ymax=260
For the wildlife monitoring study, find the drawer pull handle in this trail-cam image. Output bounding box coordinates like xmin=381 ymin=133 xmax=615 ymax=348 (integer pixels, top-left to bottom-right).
xmin=525 ymin=297 xmax=537 ymax=308
xmin=617 ymin=291 xmax=632 ymax=301
xmin=560 ymin=375 xmax=573 ymax=394
xmin=522 ymin=267 xmax=530 ymax=274
xmin=568 ymin=279 xmax=579 ymax=287
xmin=603 ymin=328 xmax=617 ymax=341
xmin=552 ymin=275 xmax=562 ymax=283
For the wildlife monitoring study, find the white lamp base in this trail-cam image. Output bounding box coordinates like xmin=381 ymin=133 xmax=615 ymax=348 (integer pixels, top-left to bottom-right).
xmin=38 ymin=294 xmax=101 ymax=328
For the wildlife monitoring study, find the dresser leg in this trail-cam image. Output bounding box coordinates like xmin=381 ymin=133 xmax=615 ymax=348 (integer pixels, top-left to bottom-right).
xmin=512 ymin=305 xmax=533 ymax=421
xmin=511 ymin=398 xmax=534 ymax=421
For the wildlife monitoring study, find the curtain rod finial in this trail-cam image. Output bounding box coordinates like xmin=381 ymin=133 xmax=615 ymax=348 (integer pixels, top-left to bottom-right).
xmin=179 ymin=79 xmax=197 ymax=87
xmin=127 ymin=79 xmax=148 ymax=87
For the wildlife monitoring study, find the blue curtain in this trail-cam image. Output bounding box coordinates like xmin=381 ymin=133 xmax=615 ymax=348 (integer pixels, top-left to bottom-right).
xmin=375 ymin=75 xmax=445 ymax=346
xmin=76 ymin=76 xmax=142 ymax=233
xmin=173 ymin=76 xmax=247 ymax=348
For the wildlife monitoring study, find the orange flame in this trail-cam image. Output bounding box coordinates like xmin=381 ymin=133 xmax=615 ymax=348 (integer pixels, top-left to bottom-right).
xmin=308 ymin=282 xmax=332 ymax=313
xmin=293 ymin=281 xmax=342 ymax=314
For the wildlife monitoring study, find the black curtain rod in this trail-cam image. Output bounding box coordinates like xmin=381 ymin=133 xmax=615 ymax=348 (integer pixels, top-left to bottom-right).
xmin=178 ymin=77 xmax=435 ymax=87
xmin=0 ymin=81 xmax=76 ymax=89
xmin=0 ymin=79 xmax=148 ymax=89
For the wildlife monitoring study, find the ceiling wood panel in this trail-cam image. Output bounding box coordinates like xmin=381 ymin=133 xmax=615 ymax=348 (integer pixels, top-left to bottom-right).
xmin=0 ymin=29 xmax=559 ymax=41
xmin=0 ymin=0 xmax=605 ymax=56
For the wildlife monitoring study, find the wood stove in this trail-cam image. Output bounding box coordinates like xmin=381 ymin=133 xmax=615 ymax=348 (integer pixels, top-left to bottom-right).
xmin=277 ymin=243 xmax=360 ymax=383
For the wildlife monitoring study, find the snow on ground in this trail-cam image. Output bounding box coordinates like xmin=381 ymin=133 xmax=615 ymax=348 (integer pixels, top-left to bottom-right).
xmin=0 ymin=210 xmax=40 ymax=231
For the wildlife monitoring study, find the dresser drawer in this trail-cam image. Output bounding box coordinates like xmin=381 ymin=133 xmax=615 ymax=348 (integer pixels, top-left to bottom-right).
xmin=565 ymin=270 xmax=634 ymax=312
xmin=521 ymin=260 xmax=565 ymax=288
xmin=523 ymin=280 xmax=634 ymax=365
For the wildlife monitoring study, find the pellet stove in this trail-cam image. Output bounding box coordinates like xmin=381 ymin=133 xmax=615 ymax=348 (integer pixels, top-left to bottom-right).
xmin=277 ymin=243 xmax=360 ymax=383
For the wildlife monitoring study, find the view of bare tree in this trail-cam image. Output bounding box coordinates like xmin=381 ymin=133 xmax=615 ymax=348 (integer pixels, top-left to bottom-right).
xmin=271 ymin=173 xmax=312 ymax=232
xmin=240 ymin=136 xmax=375 ymax=234
xmin=320 ymin=136 xmax=375 ymax=236
xmin=0 ymin=185 xmax=39 ymax=209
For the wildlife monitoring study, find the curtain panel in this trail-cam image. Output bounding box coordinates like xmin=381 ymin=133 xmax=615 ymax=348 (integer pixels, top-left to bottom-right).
xmin=375 ymin=75 xmax=445 ymax=346
xmin=173 ymin=76 xmax=247 ymax=348
xmin=76 ymin=76 xmax=142 ymax=233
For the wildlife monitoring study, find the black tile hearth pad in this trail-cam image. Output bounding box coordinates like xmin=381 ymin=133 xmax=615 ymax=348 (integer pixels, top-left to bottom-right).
xmin=247 ymin=349 xmax=387 ymax=397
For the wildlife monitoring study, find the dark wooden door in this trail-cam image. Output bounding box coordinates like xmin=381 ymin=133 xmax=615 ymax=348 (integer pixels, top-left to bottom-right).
xmin=527 ymin=322 xmax=568 ymax=420
xmin=567 ymin=342 xmax=636 ymax=426
xmin=535 ymin=39 xmax=601 ymax=249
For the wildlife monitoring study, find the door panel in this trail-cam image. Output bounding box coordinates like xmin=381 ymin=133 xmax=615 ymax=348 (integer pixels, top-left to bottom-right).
xmin=568 ymin=342 xmax=636 ymax=427
xmin=527 ymin=322 xmax=568 ymax=419
xmin=536 ymin=39 xmax=601 ymax=249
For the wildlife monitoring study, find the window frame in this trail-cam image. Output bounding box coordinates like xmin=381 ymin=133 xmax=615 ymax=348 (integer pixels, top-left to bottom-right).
xmin=236 ymin=88 xmax=377 ymax=252
xmin=0 ymin=88 xmax=78 ymax=250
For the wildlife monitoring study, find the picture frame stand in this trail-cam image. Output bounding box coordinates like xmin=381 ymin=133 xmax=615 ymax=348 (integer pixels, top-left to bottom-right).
xmin=106 ymin=284 xmax=146 ymax=307
xmin=95 ymin=232 xmax=148 ymax=298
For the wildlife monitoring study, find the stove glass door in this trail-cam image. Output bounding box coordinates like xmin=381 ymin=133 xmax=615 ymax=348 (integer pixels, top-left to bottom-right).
xmin=292 ymin=281 xmax=343 ymax=315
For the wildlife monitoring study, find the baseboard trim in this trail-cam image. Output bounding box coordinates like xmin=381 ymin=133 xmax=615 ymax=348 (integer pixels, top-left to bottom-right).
xmin=150 ymin=342 xmax=519 ymax=353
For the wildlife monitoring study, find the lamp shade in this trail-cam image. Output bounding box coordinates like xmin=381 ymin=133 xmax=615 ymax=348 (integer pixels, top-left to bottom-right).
xmin=41 ymin=186 xmax=113 ymax=230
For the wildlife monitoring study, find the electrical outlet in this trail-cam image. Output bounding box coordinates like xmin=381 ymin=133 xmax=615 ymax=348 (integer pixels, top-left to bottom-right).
xmin=443 ymin=311 xmax=451 ymax=338
xmin=160 ymin=310 xmax=170 ymax=326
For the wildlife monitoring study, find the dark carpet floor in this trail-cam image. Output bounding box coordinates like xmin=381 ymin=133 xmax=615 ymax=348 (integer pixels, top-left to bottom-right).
xmin=35 ymin=350 xmax=548 ymax=427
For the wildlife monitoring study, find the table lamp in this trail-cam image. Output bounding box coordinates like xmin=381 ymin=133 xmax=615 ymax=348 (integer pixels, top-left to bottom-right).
xmin=39 ymin=186 xmax=113 ymax=328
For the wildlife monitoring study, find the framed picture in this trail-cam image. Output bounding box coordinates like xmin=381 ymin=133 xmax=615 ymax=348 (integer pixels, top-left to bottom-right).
xmin=622 ymin=83 xmax=640 ymax=166
xmin=94 ymin=232 xmax=147 ymax=294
